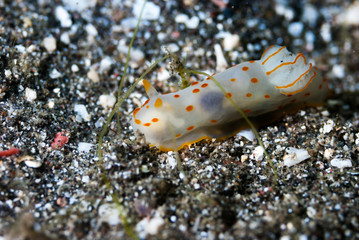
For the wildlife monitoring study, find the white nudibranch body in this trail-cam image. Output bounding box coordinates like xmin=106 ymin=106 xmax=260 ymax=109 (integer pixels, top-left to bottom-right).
xmin=131 ymin=46 xmax=330 ymax=151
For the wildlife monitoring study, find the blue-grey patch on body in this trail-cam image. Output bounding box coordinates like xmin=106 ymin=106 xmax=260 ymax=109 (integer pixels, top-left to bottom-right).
xmin=200 ymin=91 xmax=224 ymax=112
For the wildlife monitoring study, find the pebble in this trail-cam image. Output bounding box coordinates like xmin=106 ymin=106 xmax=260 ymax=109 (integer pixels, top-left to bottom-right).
xmin=55 ymin=6 xmax=72 ymax=28
xmin=47 ymin=100 xmax=55 ymax=108
xmin=320 ymin=23 xmax=331 ymax=42
xmin=283 ymin=147 xmax=311 ymax=167
xmin=50 ymin=68 xmax=62 ymax=79
xmin=78 ymin=142 xmax=94 ymax=153
xmin=74 ymin=104 xmax=91 ymax=122
xmin=43 ymin=36 xmax=57 ymax=52
xmin=175 ymin=14 xmax=199 ymax=29
xmin=288 ymin=22 xmax=303 ymax=37
xmin=4 ymin=69 xmax=11 ymax=78
xmin=85 ymin=23 xmax=98 ymax=36
xmin=251 ymin=146 xmax=264 ymax=161
xmin=71 ymin=64 xmax=79 ymax=72
xmin=24 ymin=159 xmax=42 ymax=168
xmin=99 ymin=94 xmax=116 ymax=109
xmin=275 ymin=3 xmax=294 ymax=21
xmin=301 ymin=4 xmax=319 ymax=27
xmin=322 ymin=119 xmax=334 ymax=134
xmin=145 ymin=216 xmax=165 ymax=235
xmin=98 ymin=203 xmax=121 ymax=226
xmin=324 ymin=148 xmax=334 ymax=160
xmin=165 ymin=43 xmax=180 ymax=52
xmin=186 ymin=16 xmax=200 ymax=29
xmin=223 ymin=34 xmax=240 ymax=51
xmin=133 ymin=0 xmax=160 ymax=20
xmin=60 ymin=32 xmax=70 ymax=44
xmin=157 ymin=67 xmax=170 ymax=81
xmin=25 ymin=87 xmax=37 ymax=102
xmin=87 ymin=68 xmax=100 ymax=83
xmin=119 ymin=18 xmax=139 ymax=30
xmin=99 ymin=56 xmax=113 ymax=73
xmin=330 ymin=157 xmax=353 ymax=169
xmin=236 ymin=128 xmax=255 ymax=142
xmin=167 ymin=155 xmax=177 ymax=169
xmin=63 ymin=0 xmax=96 ymax=12
xmin=175 ymin=14 xmax=189 ymax=23
xmin=332 ymin=64 xmax=345 ymax=78
xmin=117 ymin=43 xmax=145 ymax=68
xmin=336 ymin=2 xmax=359 ymax=26
xmin=214 ymin=43 xmax=228 ymax=72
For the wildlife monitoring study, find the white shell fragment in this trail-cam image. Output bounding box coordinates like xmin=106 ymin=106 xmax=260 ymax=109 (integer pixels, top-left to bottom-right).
xmin=99 ymin=94 xmax=116 ymax=109
xmin=214 ymin=43 xmax=229 ymax=72
xmin=136 ymin=211 xmax=165 ymax=238
xmin=251 ymin=146 xmax=264 ymax=161
xmin=283 ymin=147 xmax=311 ymax=167
xmin=18 ymin=156 xmax=42 ymax=168
xmin=98 ymin=203 xmax=121 ymax=226
xmin=133 ymin=0 xmax=160 ymax=20
xmin=43 ymin=36 xmax=57 ymax=52
xmin=74 ymin=104 xmax=91 ymax=122
xmin=322 ymin=119 xmax=335 ymax=134
xmin=25 ymin=87 xmax=37 ymax=102
xmin=236 ymin=128 xmax=255 ymax=142
xmin=330 ymin=157 xmax=352 ymax=169
xmin=336 ymin=2 xmax=359 ymax=26
xmin=78 ymin=142 xmax=94 ymax=153
xmin=55 ymin=6 xmax=72 ymax=28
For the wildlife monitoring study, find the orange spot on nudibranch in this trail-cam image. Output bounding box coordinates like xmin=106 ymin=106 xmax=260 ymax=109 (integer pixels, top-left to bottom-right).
xmin=187 ymin=126 xmax=194 ymax=131
xmin=146 ymin=105 xmax=149 ymax=109
xmin=133 ymin=108 xmax=140 ymax=117
xmin=144 ymin=123 xmax=151 ymax=127
xmin=154 ymin=98 xmax=163 ymax=107
xmin=246 ymin=93 xmax=252 ymax=98
xmin=191 ymin=82 xmax=199 ymax=86
xmin=192 ymin=88 xmax=200 ymax=93
xmin=249 ymin=60 xmax=255 ymax=63
xmin=135 ymin=119 xmax=141 ymax=124
xmin=186 ymin=105 xmax=194 ymax=112
xmin=210 ymin=120 xmax=217 ymax=123
xmin=225 ymin=92 xmax=232 ymax=98
xmin=244 ymin=109 xmax=251 ymax=113
xmin=242 ymin=66 xmax=249 ymax=71
xmin=201 ymin=83 xmax=208 ymax=88
xmin=174 ymin=94 xmax=180 ymax=98
xmin=143 ymin=99 xmax=150 ymax=106
xmin=264 ymin=94 xmax=270 ymax=99
xmin=152 ymin=118 xmax=159 ymax=122
xmin=305 ymin=92 xmax=311 ymax=96
xmin=230 ymin=78 xmax=236 ymax=82
xmin=176 ymin=134 xmax=181 ymax=138
xmin=251 ymin=78 xmax=258 ymax=83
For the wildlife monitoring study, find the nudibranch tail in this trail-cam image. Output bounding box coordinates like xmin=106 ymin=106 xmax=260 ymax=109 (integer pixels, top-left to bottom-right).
xmin=131 ymin=45 xmax=330 ymax=151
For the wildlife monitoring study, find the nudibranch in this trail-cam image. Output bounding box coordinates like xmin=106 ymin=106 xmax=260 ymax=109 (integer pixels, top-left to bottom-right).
xmin=131 ymin=45 xmax=329 ymax=151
